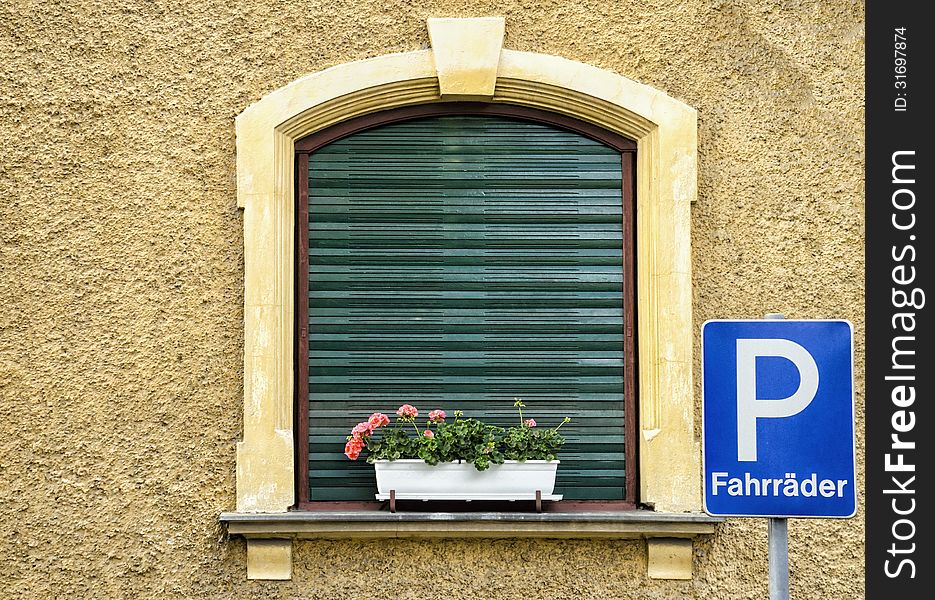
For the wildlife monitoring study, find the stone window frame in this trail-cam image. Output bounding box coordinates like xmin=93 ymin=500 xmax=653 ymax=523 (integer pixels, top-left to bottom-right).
xmin=225 ymin=17 xmax=710 ymax=581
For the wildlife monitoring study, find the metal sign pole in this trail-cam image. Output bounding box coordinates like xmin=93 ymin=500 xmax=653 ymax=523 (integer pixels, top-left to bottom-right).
xmin=768 ymin=517 xmax=789 ymax=599
xmin=764 ymin=313 xmax=789 ymax=600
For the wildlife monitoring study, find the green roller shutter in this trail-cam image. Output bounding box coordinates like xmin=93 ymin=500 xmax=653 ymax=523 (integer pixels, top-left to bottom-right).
xmin=303 ymin=114 xmax=632 ymax=502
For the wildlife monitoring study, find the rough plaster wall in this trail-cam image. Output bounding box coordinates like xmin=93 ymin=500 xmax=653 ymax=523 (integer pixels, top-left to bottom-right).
xmin=0 ymin=0 xmax=864 ymax=598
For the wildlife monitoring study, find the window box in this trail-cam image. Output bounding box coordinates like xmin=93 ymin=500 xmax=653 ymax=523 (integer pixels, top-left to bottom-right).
xmin=373 ymin=459 xmax=562 ymax=502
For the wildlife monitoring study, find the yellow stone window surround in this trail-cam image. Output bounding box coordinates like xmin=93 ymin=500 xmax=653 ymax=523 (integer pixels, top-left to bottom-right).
xmin=230 ymin=17 xmax=704 ymax=580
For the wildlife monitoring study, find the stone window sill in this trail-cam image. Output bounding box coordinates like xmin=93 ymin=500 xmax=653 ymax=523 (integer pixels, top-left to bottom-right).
xmin=220 ymin=508 xmax=719 ymax=539
xmin=220 ymin=509 xmax=720 ymax=581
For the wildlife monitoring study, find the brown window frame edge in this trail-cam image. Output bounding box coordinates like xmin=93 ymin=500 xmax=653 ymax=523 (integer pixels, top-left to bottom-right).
xmin=293 ymin=102 xmax=638 ymax=512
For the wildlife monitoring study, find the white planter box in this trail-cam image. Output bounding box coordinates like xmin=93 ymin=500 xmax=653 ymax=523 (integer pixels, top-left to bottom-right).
xmin=373 ymin=459 xmax=562 ymax=501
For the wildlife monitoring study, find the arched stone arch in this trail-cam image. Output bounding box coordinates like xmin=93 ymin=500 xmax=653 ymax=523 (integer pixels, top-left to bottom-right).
xmin=235 ymin=18 xmax=699 ymax=517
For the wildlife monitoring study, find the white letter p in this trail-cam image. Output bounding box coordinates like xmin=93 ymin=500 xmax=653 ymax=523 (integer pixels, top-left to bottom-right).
xmin=736 ymin=339 xmax=819 ymax=462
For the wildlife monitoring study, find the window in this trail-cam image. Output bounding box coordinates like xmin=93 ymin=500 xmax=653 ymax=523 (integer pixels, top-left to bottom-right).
xmin=230 ymin=27 xmax=701 ymax=520
xmin=228 ymin=25 xmax=704 ymax=578
xmin=294 ymin=103 xmax=637 ymax=507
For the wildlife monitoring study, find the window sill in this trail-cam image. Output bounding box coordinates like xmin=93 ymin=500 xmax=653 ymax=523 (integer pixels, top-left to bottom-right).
xmin=220 ymin=508 xmax=720 ymax=539
xmin=221 ymin=509 xmax=720 ymax=580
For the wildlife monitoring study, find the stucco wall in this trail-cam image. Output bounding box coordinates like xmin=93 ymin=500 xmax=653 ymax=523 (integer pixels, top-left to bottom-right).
xmin=0 ymin=1 xmax=864 ymax=598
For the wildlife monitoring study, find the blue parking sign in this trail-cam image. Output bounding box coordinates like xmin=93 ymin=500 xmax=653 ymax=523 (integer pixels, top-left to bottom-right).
xmin=702 ymin=320 xmax=856 ymax=518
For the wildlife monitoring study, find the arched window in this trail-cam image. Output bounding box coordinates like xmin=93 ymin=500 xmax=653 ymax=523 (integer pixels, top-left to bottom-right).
xmin=225 ymin=19 xmax=707 ymax=581
xmin=293 ymin=104 xmax=637 ymax=507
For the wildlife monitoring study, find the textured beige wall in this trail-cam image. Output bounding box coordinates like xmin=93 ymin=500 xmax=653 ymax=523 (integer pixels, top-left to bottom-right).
xmin=0 ymin=0 xmax=864 ymax=598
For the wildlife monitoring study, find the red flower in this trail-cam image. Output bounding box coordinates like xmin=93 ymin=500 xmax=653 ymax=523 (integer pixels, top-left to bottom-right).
xmin=428 ymin=409 xmax=446 ymax=423
xmin=524 ymin=418 xmax=537 ymax=428
xmin=423 ymin=430 xmax=434 ymax=438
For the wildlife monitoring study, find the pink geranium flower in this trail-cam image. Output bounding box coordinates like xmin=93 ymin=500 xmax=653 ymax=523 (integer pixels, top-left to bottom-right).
xmin=524 ymin=418 xmax=537 ymax=428
xmin=344 ymin=438 xmax=364 ymax=460
xmin=423 ymin=430 xmax=434 ymax=438
xmin=368 ymin=412 xmax=390 ymax=428
xmin=396 ymin=404 xmax=419 ymax=419
xmin=351 ymin=421 xmax=374 ymax=438
xmin=428 ymin=409 xmax=446 ymax=423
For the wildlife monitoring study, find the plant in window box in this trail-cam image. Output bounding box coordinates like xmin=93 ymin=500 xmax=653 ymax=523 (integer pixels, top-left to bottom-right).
xmin=344 ymin=399 xmax=571 ymax=504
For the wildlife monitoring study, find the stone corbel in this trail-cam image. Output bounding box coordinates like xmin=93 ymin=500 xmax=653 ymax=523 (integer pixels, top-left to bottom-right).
xmin=246 ymin=538 xmax=292 ymax=580
xmin=647 ymin=537 xmax=694 ymax=580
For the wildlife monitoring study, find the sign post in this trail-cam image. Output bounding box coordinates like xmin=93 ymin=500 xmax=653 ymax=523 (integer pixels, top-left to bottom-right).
xmin=765 ymin=313 xmax=788 ymax=600
xmin=702 ymin=316 xmax=856 ymax=600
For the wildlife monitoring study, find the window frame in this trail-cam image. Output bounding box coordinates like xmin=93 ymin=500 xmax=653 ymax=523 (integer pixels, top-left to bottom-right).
xmin=230 ymin=38 xmax=703 ymax=519
xmin=293 ymin=102 xmax=639 ymax=510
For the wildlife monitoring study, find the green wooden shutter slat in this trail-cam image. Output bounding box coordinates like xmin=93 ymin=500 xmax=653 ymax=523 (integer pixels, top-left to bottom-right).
xmin=306 ymin=115 xmax=628 ymax=501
